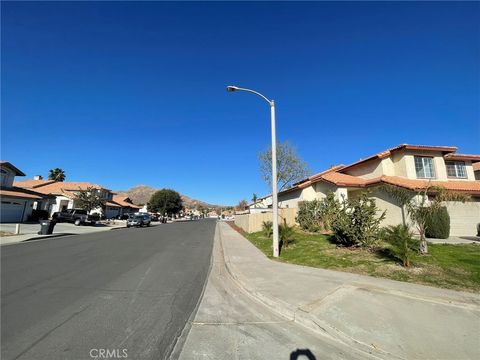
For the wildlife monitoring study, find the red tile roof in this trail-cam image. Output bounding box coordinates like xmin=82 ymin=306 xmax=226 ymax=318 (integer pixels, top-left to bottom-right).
xmin=20 ymin=182 xmax=110 ymax=195
xmin=112 ymin=196 xmax=142 ymax=209
xmin=313 ymin=173 xmax=480 ymax=195
xmin=321 ymin=172 xmax=375 ymax=187
xmin=380 ymin=176 xmax=480 ymax=195
xmin=106 ymin=201 xmax=122 ymax=207
xmin=297 ymin=165 xmax=345 ymax=189
xmin=444 ymin=153 xmax=480 ymax=162
xmin=14 ymin=179 xmax=56 ymax=188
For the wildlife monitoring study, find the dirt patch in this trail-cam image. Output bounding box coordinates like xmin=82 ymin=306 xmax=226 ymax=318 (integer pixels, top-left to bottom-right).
xmin=226 ymin=221 xmax=248 ymax=236
xmin=0 ymin=231 xmax=15 ymax=237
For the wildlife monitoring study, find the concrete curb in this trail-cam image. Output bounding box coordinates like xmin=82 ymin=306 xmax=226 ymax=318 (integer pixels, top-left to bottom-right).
xmin=218 ymin=224 xmax=407 ymax=360
xmin=0 ymin=225 xmax=126 ymax=246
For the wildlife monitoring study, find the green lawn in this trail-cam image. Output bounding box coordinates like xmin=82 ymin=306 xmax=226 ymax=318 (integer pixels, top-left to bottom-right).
xmin=233 ymin=224 xmax=480 ymax=293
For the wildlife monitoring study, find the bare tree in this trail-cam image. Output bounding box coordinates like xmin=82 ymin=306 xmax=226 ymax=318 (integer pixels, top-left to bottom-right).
xmin=237 ymin=199 xmax=248 ymax=211
xmin=258 ymin=141 xmax=309 ymax=191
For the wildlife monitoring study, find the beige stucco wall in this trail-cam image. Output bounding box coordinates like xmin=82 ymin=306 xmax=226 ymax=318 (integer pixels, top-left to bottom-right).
xmin=445 ymin=199 xmax=480 ymax=236
xmin=277 ymin=182 xmax=337 ymax=210
xmin=391 ymin=151 xmax=409 ymax=178
xmin=234 ymin=208 xmax=298 ymax=233
xmin=313 ymin=182 xmax=337 ymax=198
xmin=344 ymin=149 xmax=477 ymax=182
xmin=363 ymin=188 xmax=479 ymax=237
xmin=302 ymin=186 xmax=318 ymax=201
xmin=464 ymin=161 xmax=475 ymax=181
xmin=367 ymin=188 xmax=410 ymax=228
xmin=278 ymin=188 xmax=303 ymax=208
xmin=343 ymin=158 xmax=383 ymax=179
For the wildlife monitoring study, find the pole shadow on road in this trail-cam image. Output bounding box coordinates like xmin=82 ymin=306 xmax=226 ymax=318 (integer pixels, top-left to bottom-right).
xmin=290 ymin=348 xmax=316 ymax=360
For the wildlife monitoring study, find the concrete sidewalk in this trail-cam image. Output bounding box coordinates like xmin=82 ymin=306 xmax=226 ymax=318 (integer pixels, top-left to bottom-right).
xmin=218 ymin=222 xmax=480 ymax=360
xmin=0 ymin=221 xmax=128 ymax=246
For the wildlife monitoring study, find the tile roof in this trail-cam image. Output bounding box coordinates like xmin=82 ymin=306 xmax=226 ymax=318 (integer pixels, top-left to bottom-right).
xmin=0 ymin=186 xmax=45 ymax=200
xmin=443 ymin=153 xmax=480 ymax=162
xmin=320 ymin=172 xmax=375 ymax=187
xmin=14 ymin=179 xmax=56 ymax=189
xmin=340 ymin=144 xmax=458 ymax=172
xmin=106 ymin=201 xmax=122 ymax=207
xmin=380 ymin=176 xmax=480 ymax=195
xmin=23 ymin=182 xmax=110 ymax=195
xmin=112 ymin=196 xmax=142 ymax=209
xmin=0 ymin=161 xmax=26 ymax=176
xmin=314 ymin=173 xmax=480 ymax=195
xmin=297 ymin=165 xmax=345 ymax=189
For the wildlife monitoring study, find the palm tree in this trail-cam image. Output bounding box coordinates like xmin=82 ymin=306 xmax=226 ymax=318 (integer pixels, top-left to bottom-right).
xmin=48 ymin=168 xmax=66 ymax=182
xmin=252 ymin=193 xmax=258 ymax=208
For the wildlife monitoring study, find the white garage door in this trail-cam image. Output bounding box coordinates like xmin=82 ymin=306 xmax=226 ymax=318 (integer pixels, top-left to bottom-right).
xmin=1 ymin=200 xmax=26 ymax=223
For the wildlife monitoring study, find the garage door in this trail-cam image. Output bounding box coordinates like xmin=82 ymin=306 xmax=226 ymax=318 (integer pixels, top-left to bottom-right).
xmin=446 ymin=200 xmax=480 ymax=237
xmin=1 ymin=200 xmax=26 ymax=223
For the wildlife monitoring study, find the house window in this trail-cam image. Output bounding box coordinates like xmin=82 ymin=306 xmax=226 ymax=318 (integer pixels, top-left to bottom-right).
xmin=1 ymin=169 xmax=9 ymax=186
xmin=414 ymin=156 xmax=436 ymax=179
xmin=446 ymin=161 xmax=466 ymax=178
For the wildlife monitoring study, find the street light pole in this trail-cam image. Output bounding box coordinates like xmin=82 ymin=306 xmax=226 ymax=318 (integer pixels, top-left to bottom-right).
xmin=227 ymin=85 xmax=279 ymax=257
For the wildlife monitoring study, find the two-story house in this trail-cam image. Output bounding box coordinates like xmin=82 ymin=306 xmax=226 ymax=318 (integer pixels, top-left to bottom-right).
xmin=14 ymin=179 xmax=116 ymax=217
xmin=111 ymin=196 xmax=142 ymax=217
xmin=274 ymin=144 xmax=480 ymax=237
xmin=0 ymin=162 xmax=53 ymax=223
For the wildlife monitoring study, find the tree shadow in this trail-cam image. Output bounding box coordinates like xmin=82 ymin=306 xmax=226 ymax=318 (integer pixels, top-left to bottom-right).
xmin=373 ymin=247 xmax=400 ymax=263
xmin=279 ymin=239 xmax=297 ymax=254
xmin=290 ymin=348 xmax=316 ymax=360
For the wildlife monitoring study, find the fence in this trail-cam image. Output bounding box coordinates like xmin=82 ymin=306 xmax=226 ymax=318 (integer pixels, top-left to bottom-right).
xmin=234 ymin=208 xmax=298 ymax=233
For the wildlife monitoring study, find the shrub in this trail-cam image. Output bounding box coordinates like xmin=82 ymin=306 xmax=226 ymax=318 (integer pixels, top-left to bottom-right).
xmin=331 ymin=193 xmax=386 ymax=248
xmin=383 ymin=224 xmax=419 ymax=267
xmin=296 ymin=192 xmax=341 ymax=233
xmin=279 ymin=220 xmax=295 ymax=248
xmin=425 ymin=206 xmax=450 ymax=239
xmin=297 ymin=200 xmax=321 ymax=232
xmin=262 ymin=221 xmax=273 ymax=238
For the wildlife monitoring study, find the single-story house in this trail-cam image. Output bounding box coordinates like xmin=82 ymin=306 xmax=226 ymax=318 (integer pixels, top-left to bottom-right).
xmin=257 ymin=144 xmax=480 ymax=237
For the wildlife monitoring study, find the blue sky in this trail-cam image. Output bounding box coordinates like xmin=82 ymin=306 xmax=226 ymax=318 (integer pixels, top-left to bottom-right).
xmin=2 ymin=1 xmax=479 ymax=205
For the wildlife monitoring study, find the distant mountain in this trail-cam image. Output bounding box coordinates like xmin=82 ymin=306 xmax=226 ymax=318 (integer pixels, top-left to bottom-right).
xmin=115 ymin=185 xmax=219 ymax=209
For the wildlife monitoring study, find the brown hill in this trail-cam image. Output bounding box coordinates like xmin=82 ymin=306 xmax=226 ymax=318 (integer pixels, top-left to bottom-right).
xmin=115 ymin=185 xmax=219 ymax=209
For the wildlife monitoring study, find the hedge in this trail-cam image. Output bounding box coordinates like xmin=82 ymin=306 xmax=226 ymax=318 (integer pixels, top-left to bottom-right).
xmin=425 ymin=206 xmax=450 ymax=239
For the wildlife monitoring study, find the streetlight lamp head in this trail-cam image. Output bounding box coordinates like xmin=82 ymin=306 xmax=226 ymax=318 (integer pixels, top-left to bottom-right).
xmin=226 ymin=85 xmax=239 ymax=92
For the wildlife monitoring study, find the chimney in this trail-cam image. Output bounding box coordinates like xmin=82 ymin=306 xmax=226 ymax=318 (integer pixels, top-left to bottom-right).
xmin=33 ymin=175 xmax=43 ymax=180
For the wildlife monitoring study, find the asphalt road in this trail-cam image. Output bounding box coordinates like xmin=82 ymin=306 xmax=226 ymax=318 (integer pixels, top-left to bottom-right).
xmin=1 ymin=219 xmax=216 ymax=360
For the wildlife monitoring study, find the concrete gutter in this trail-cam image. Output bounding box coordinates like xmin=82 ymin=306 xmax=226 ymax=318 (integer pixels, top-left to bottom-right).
xmin=217 ymin=222 xmax=480 ymax=360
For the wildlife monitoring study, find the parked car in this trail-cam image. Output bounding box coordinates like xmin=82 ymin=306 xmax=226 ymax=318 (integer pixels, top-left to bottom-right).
xmin=126 ymin=214 xmax=151 ymax=228
xmin=52 ymin=209 xmax=99 ymax=226
xmin=150 ymin=214 xmax=159 ymax=221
